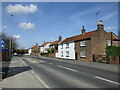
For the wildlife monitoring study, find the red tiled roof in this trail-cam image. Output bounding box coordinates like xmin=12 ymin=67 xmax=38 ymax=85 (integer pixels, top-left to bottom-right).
xmin=40 ymin=42 xmax=51 ymax=47
xmin=61 ymin=30 xmax=118 ymax=44
xmin=31 ymin=46 xmax=35 ymax=49
xmin=61 ymin=30 xmax=97 ymax=44
xmin=107 ymin=32 xmax=118 ymax=40
xmin=50 ymin=40 xmax=60 ymax=45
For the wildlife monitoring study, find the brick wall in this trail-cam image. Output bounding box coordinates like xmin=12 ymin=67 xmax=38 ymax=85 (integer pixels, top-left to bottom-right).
xmin=109 ymin=56 xmax=120 ymax=64
xmin=91 ymin=29 xmax=107 ymax=55
xmin=75 ymin=40 xmax=92 ymax=61
xmin=0 ymin=51 xmax=9 ymax=61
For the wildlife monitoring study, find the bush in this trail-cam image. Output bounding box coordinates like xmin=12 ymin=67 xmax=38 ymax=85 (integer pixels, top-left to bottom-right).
xmin=105 ymin=45 xmax=120 ymax=64
xmin=51 ymin=48 xmax=55 ymax=53
xmin=106 ymin=45 xmax=120 ymax=56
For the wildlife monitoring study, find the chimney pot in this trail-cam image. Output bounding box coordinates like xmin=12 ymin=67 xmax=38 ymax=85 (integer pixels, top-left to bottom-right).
xmin=82 ymin=26 xmax=86 ymax=34
xmin=97 ymin=20 xmax=104 ymax=30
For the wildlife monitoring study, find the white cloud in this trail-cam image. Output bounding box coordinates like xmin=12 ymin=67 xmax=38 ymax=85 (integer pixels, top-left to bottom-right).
xmin=19 ymin=22 xmax=35 ymax=30
xmin=6 ymin=4 xmax=37 ymax=14
xmin=105 ymin=26 xmax=116 ymax=30
xmin=13 ymin=35 xmax=21 ymax=39
xmin=2 ymin=25 xmax=7 ymax=30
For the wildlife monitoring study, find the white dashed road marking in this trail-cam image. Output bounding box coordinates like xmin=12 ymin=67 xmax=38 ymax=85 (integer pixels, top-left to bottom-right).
xmin=57 ymin=65 xmax=78 ymax=72
xmin=95 ymin=76 xmax=120 ymax=85
xmin=17 ymin=57 xmax=49 ymax=88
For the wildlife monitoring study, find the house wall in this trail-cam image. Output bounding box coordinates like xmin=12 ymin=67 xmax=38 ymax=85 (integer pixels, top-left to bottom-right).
xmin=40 ymin=43 xmax=51 ymax=53
xmin=40 ymin=47 xmax=44 ymax=52
xmin=91 ymin=29 xmax=107 ymax=56
xmin=113 ymin=41 xmax=119 ymax=47
xmin=56 ymin=42 xmax=75 ymax=59
xmin=75 ymin=40 xmax=92 ymax=61
xmin=28 ymin=48 xmax=32 ymax=55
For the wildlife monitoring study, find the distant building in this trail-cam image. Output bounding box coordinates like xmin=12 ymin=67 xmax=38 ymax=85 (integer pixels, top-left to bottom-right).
xmin=40 ymin=42 xmax=51 ymax=53
xmin=49 ymin=36 xmax=62 ymax=57
xmin=56 ymin=20 xmax=119 ymax=61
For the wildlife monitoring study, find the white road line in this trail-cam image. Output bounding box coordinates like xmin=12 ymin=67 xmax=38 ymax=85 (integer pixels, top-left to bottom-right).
xmin=39 ymin=60 xmax=45 ymax=62
xmin=17 ymin=57 xmax=27 ymax=66
xmin=31 ymin=70 xmax=49 ymax=88
xmin=17 ymin=57 xmax=49 ymax=88
xmin=49 ymin=63 xmax=52 ymax=64
xmin=57 ymin=65 xmax=78 ymax=72
xmin=95 ymin=76 xmax=120 ymax=85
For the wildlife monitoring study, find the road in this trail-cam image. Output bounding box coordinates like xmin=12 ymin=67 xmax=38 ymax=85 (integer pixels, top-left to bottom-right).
xmin=3 ymin=56 xmax=119 ymax=88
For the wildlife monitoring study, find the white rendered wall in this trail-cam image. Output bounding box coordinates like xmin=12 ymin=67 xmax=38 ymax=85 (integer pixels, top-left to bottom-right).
xmin=56 ymin=42 xmax=75 ymax=59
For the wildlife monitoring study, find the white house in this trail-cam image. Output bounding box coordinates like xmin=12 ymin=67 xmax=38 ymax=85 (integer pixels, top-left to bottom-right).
xmin=28 ymin=48 xmax=32 ymax=55
xmin=40 ymin=42 xmax=51 ymax=53
xmin=56 ymin=41 xmax=75 ymax=60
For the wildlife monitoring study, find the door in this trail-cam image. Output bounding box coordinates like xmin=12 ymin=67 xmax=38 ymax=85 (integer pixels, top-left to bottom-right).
xmin=75 ymin=52 xmax=78 ymax=60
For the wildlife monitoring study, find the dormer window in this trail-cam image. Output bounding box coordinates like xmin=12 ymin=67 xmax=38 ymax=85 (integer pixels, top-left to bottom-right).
xmin=80 ymin=41 xmax=86 ymax=46
xmin=66 ymin=43 xmax=69 ymax=48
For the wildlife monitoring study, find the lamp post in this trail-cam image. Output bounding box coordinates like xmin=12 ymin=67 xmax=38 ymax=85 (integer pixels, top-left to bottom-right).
xmin=9 ymin=15 xmax=13 ymax=59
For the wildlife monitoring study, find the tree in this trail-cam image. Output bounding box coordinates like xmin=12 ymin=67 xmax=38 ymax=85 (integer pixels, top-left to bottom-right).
xmin=32 ymin=43 xmax=40 ymax=56
xmin=1 ymin=33 xmax=19 ymax=59
xmin=1 ymin=33 xmax=18 ymax=49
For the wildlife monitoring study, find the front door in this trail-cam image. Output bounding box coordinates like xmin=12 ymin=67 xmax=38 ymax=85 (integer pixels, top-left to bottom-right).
xmin=75 ymin=52 xmax=78 ymax=60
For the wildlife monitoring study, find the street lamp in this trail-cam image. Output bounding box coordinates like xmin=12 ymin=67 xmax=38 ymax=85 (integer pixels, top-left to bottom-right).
xmin=9 ymin=14 xmax=13 ymax=59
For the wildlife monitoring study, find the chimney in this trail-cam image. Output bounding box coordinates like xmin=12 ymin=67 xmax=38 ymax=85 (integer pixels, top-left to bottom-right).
xmin=97 ymin=20 xmax=104 ymax=30
xmin=81 ymin=26 xmax=86 ymax=34
xmin=58 ymin=36 xmax=62 ymax=41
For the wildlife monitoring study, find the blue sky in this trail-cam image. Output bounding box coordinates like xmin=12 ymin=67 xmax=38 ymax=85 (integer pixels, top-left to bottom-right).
xmin=2 ymin=2 xmax=118 ymax=49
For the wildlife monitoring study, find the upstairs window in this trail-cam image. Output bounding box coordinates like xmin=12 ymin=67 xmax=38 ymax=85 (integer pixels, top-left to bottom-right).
xmin=66 ymin=43 xmax=69 ymax=48
xmin=107 ymin=40 xmax=111 ymax=46
xmin=80 ymin=51 xmax=86 ymax=57
xmin=80 ymin=41 xmax=86 ymax=46
xmin=66 ymin=51 xmax=69 ymax=57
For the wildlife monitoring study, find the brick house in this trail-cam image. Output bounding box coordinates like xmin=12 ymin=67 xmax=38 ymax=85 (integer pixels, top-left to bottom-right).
xmin=56 ymin=20 xmax=119 ymax=62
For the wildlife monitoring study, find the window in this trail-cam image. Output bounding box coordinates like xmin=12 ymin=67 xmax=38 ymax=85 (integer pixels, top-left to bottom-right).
xmin=80 ymin=41 xmax=86 ymax=46
xmin=61 ymin=44 xmax=63 ymax=49
xmin=80 ymin=51 xmax=86 ymax=57
xmin=66 ymin=43 xmax=69 ymax=48
xmin=107 ymin=40 xmax=111 ymax=46
xmin=61 ymin=51 xmax=63 ymax=57
xmin=66 ymin=51 xmax=69 ymax=57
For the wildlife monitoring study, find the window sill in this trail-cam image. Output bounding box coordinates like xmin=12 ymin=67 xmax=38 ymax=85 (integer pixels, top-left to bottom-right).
xmin=81 ymin=46 xmax=86 ymax=47
xmin=80 ymin=56 xmax=86 ymax=58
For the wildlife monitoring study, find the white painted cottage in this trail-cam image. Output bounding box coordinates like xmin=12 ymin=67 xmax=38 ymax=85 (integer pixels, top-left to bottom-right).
xmin=56 ymin=40 xmax=75 ymax=60
xmin=40 ymin=42 xmax=51 ymax=53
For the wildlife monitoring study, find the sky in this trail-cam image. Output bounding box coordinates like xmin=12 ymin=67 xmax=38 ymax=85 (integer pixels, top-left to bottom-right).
xmin=2 ymin=2 xmax=118 ymax=49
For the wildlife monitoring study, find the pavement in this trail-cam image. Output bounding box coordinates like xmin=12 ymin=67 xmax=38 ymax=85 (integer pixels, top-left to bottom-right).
xmin=2 ymin=57 xmax=47 ymax=88
xmin=1 ymin=56 xmax=120 ymax=88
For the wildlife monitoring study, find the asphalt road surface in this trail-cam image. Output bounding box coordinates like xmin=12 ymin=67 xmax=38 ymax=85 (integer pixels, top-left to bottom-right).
xmin=14 ymin=55 xmax=120 ymax=88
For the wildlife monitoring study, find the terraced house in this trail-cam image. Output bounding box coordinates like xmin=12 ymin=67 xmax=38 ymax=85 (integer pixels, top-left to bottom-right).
xmin=56 ymin=20 xmax=119 ymax=62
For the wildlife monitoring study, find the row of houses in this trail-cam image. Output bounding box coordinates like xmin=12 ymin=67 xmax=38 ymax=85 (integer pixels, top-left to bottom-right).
xmin=28 ymin=35 xmax=62 ymax=56
xmin=28 ymin=20 xmax=119 ymax=63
